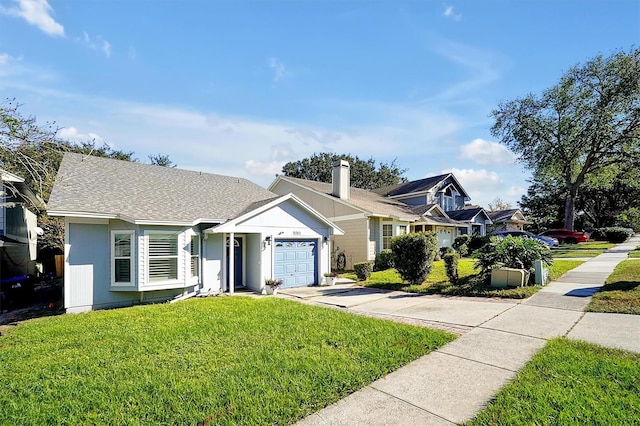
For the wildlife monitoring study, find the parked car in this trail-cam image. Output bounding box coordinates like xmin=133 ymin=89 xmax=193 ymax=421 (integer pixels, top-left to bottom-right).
xmin=539 ymin=229 xmax=589 ymax=244
xmin=491 ymin=230 xmax=560 ymax=247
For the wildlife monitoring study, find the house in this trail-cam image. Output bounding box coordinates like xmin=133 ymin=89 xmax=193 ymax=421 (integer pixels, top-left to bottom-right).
xmin=47 ymin=153 xmax=342 ymax=313
xmin=487 ymin=209 xmax=529 ymax=232
xmin=373 ymin=173 xmax=470 ymax=212
xmin=268 ymin=161 xmax=476 ymax=269
xmin=445 ymin=205 xmax=493 ymax=236
xmin=1 ymin=169 xmax=42 ymax=279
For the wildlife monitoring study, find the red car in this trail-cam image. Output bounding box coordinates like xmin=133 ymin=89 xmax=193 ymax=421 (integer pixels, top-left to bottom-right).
xmin=539 ymin=229 xmax=590 ymax=244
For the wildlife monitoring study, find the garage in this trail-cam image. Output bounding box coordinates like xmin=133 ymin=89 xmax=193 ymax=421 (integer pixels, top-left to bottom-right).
xmin=274 ymin=239 xmax=318 ymax=288
xmin=436 ymin=227 xmax=453 ymax=248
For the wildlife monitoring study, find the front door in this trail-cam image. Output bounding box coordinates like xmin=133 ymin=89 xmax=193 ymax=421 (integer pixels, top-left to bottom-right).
xmin=226 ymin=237 xmax=243 ymax=289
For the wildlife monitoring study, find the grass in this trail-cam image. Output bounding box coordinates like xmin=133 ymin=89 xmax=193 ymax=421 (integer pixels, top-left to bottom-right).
xmin=468 ymin=338 xmax=640 ymax=425
xmin=628 ymin=245 xmax=640 ymax=258
xmin=552 ymin=241 xmax=614 ymax=258
xmin=356 ymin=259 xmax=584 ymax=299
xmin=0 ymin=297 xmax=454 ymax=425
xmin=586 ymin=259 xmax=640 ymax=315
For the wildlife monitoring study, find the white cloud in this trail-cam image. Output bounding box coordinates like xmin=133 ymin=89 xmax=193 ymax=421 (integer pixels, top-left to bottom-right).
xmin=102 ymin=40 xmax=112 ymax=58
xmin=444 ymin=168 xmax=508 ymax=208
xmin=443 ymin=6 xmax=461 ymax=21
xmin=58 ymin=127 xmax=104 ymax=144
xmin=0 ymin=53 xmax=8 ymax=64
xmin=79 ymin=32 xmax=112 ymax=58
xmin=1 ymin=0 xmax=64 ymax=36
xmin=268 ymin=57 xmax=291 ymax=82
xmin=460 ymin=138 xmax=516 ymax=166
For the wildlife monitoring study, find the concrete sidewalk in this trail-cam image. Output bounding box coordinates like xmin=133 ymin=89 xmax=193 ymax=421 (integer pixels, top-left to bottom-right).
xmin=297 ymin=236 xmax=640 ymax=425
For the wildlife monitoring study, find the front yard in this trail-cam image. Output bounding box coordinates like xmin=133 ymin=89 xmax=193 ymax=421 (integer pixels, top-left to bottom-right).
xmin=352 ymin=259 xmax=584 ymax=299
xmin=551 ymin=241 xmax=615 ymax=258
xmin=0 ymin=297 xmax=454 ymax=425
xmin=469 ymin=338 xmax=640 ymax=424
xmin=586 ymin=259 xmax=640 ymax=315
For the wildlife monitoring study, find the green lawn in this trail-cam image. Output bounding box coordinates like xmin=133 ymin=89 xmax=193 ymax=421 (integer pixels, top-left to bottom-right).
xmin=552 ymin=241 xmax=614 ymax=258
xmin=0 ymin=297 xmax=454 ymax=425
xmin=468 ymin=338 xmax=640 ymax=425
xmin=586 ymin=259 xmax=640 ymax=315
xmin=629 ymin=245 xmax=640 ymax=258
xmin=358 ymin=260 xmax=584 ymax=299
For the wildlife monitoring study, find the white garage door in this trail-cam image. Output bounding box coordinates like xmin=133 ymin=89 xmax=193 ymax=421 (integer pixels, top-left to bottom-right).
xmin=274 ymin=239 xmax=318 ymax=288
xmin=436 ymin=227 xmax=453 ymax=248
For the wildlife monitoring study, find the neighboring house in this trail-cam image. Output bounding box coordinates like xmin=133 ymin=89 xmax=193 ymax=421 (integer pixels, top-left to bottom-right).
xmin=374 ymin=173 xmax=470 ymax=212
xmin=47 ymin=153 xmax=342 ymax=313
xmin=0 ymin=169 xmax=42 ymax=279
xmin=268 ymin=161 xmax=475 ymax=269
xmin=445 ymin=206 xmax=493 ymax=236
xmin=488 ymin=209 xmax=530 ymax=232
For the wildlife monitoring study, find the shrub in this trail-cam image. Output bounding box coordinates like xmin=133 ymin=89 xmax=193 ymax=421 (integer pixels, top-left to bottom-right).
xmin=443 ymin=253 xmax=460 ymax=284
xmin=439 ymin=246 xmax=454 ymax=257
xmin=475 ymin=235 xmax=553 ymax=285
xmin=591 ymin=227 xmax=634 ymax=243
xmin=374 ymin=249 xmax=395 ymax=271
xmin=390 ymin=232 xmax=438 ymax=284
xmin=353 ymin=262 xmax=372 ymax=281
xmin=468 ymin=235 xmax=490 ymax=254
xmin=452 ymin=234 xmax=471 ymax=257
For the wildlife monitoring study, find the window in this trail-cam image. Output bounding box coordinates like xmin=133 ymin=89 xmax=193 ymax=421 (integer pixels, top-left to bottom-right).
xmin=398 ymin=225 xmax=407 ymax=235
xmin=112 ymin=231 xmax=134 ymax=285
xmin=382 ymin=224 xmax=393 ymax=250
xmin=148 ymin=233 xmax=179 ymax=281
xmin=190 ymin=235 xmax=200 ymax=279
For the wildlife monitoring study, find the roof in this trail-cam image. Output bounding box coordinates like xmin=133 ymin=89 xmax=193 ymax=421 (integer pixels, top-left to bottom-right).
xmin=1 ymin=169 xmax=44 ymax=209
xmin=374 ymin=173 xmax=450 ymax=197
xmin=446 ymin=206 xmax=490 ymax=222
xmin=488 ymin=209 xmax=527 ymax=223
xmin=47 ymin=153 xmax=277 ymax=224
xmin=276 ymin=176 xmax=418 ymax=220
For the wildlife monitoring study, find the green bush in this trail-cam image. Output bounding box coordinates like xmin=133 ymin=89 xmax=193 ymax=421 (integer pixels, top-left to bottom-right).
xmin=475 ymin=235 xmax=553 ymax=285
xmin=591 ymin=227 xmax=634 ymax=243
xmin=443 ymin=253 xmax=460 ymax=284
xmin=618 ymin=207 xmax=640 ymax=232
xmin=390 ymin=232 xmax=438 ymax=284
xmin=468 ymin=235 xmax=490 ymax=254
xmin=439 ymin=246 xmax=454 ymax=258
xmin=373 ymin=249 xmax=395 ymax=271
xmin=452 ymin=234 xmax=471 ymax=257
xmin=354 ymin=262 xmax=372 ymax=281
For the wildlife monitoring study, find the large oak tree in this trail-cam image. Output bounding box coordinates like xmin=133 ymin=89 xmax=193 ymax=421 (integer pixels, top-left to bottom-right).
xmin=282 ymin=152 xmax=407 ymax=190
xmin=492 ymin=48 xmax=640 ymax=230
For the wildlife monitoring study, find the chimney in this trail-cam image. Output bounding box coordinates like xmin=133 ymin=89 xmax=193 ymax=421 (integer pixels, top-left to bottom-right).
xmin=332 ymin=160 xmax=350 ymax=200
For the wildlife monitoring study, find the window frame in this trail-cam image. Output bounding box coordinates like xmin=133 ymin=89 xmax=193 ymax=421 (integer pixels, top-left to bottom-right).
xmin=190 ymin=234 xmax=200 ymax=281
xmin=146 ymin=231 xmax=181 ymax=283
xmin=111 ymin=230 xmax=135 ymax=286
xmin=382 ymin=224 xmax=393 ymax=250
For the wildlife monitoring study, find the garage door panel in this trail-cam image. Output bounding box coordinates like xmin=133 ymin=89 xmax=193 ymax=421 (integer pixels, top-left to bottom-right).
xmin=274 ymin=239 xmax=318 ymax=288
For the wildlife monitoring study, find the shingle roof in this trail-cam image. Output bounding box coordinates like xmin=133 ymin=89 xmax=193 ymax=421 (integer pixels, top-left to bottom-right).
xmin=373 ymin=174 xmax=450 ymax=197
xmin=282 ymin=176 xmax=418 ymax=219
xmin=488 ymin=209 xmax=522 ymax=222
xmin=47 ymin=153 xmax=277 ymax=223
xmin=446 ymin=206 xmax=487 ymax=222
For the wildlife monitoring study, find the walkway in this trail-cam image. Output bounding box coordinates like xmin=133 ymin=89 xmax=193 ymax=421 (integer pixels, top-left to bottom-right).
xmin=294 ymin=236 xmax=640 ymax=425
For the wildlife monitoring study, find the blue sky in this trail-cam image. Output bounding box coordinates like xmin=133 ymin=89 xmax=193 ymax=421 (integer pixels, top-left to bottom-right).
xmin=1 ymin=0 xmax=638 ymax=207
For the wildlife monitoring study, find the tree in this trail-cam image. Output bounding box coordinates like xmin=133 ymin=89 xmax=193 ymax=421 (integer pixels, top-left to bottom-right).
xmin=148 ymin=153 xmax=176 ymax=167
xmin=487 ymin=197 xmax=513 ymax=212
xmin=492 ymin=48 xmax=640 ymax=230
xmin=1 ymin=99 xmax=136 ymax=254
xmin=281 ymin=152 xmax=407 ymax=189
